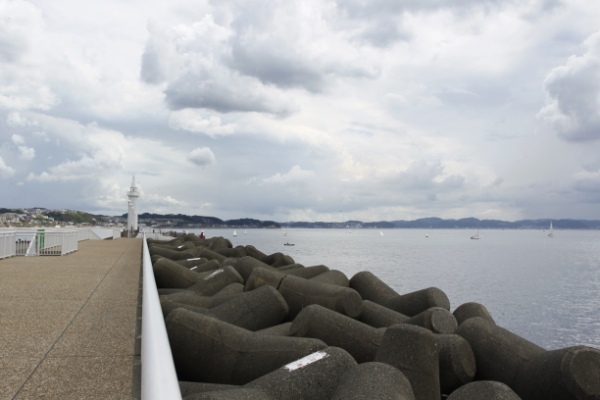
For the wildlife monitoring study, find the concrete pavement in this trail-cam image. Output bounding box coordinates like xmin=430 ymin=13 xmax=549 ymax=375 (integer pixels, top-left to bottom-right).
xmin=0 ymin=238 xmax=142 ymax=400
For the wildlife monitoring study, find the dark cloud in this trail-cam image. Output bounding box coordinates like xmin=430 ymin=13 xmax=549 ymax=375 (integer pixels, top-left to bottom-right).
xmin=385 ymin=160 xmax=465 ymax=191
xmin=228 ymin=41 xmax=325 ymax=93
xmin=140 ymin=21 xmax=172 ymax=85
xmin=164 ymin=72 xmax=294 ymax=116
xmin=140 ymin=42 xmax=166 ymax=84
xmin=337 ymin=0 xmax=512 ymax=18
xmin=539 ymin=31 xmax=600 ymax=142
xmin=356 ymin=16 xmax=411 ymax=48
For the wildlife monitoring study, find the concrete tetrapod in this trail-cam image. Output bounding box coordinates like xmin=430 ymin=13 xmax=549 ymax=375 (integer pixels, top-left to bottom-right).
xmin=349 ymin=271 xmax=450 ymax=316
xmin=308 ymin=269 xmax=350 ymax=286
xmin=331 ymin=362 xmax=415 ymax=400
xmin=183 ymin=388 xmax=274 ymax=400
xmin=185 ymin=247 xmax=229 ymax=263
xmin=186 ymin=259 xmax=223 ymax=273
xmin=246 ymin=267 xmax=363 ymax=318
xmin=243 ymin=245 xmax=267 ymax=261
xmin=290 ymin=304 xmax=384 ymax=363
xmin=447 ymin=381 xmax=522 ymax=399
xmin=283 ymin=265 xmax=330 ymax=279
xmin=261 ymin=251 xmax=295 ymax=268
xmin=149 ymin=244 xmax=195 ymax=260
xmin=186 ymin=266 xmax=244 ymax=296
xmin=404 ymin=306 xmax=458 ymax=334
xmin=165 ymin=309 xmax=327 ymax=385
xmin=255 ymin=322 xmax=292 ymax=336
xmin=453 ymin=302 xmax=496 ymax=325
xmin=436 ymin=334 xmax=477 ymax=395
xmin=153 ymin=257 xmax=200 ymax=289
xmin=234 ymin=256 xmax=277 ymax=282
xmin=374 ymin=323 xmax=440 ymax=400
xmin=384 ymin=286 xmax=451 ymax=317
xmin=349 ymin=271 xmax=400 ymax=305
xmin=457 ymin=317 xmax=600 ymax=400
xmin=211 ymin=282 xmax=244 ymax=297
xmin=244 ymin=346 xmax=358 ymax=400
xmin=178 ymin=382 xmax=237 ymax=398
xmin=358 ymin=300 xmax=409 ymax=328
xmin=160 ymin=290 xmax=241 ymax=309
xmin=162 ymin=285 xmax=289 ymax=331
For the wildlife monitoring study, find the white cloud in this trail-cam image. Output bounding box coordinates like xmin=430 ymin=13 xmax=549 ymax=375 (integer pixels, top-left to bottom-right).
xmin=18 ymin=145 xmax=35 ymax=160
xmin=0 ymin=156 xmax=15 ymax=178
xmin=11 ymin=134 xmax=25 ymax=145
xmin=169 ymin=109 xmax=237 ymax=136
xmin=188 ymin=147 xmax=216 ymax=167
xmin=0 ymin=0 xmax=45 ymax=63
xmin=538 ymin=31 xmax=600 ymax=142
xmin=2 ymin=0 xmax=600 ymax=221
xmin=262 ymin=165 xmax=315 ymax=185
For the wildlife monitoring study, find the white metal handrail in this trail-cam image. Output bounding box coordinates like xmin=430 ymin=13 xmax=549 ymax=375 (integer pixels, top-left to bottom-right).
xmin=2 ymin=230 xmax=79 ymax=256
xmin=141 ymin=233 xmax=182 ymax=400
xmin=0 ymin=231 xmax=16 ymax=259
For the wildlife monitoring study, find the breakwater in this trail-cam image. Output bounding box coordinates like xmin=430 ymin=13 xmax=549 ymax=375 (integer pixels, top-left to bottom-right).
xmin=148 ymin=234 xmax=600 ymax=400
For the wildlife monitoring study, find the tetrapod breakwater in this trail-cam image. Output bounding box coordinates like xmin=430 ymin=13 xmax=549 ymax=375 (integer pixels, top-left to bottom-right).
xmin=148 ymin=234 xmax=600 ymax=400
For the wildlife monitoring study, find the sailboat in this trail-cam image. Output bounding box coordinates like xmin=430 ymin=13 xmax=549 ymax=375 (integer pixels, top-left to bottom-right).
xmin=548 ymin=222 xmax=554 ymax=237
xmin=380 ymin=231 xmax=384 ymax=237
xmin=233 ymin=230 xmax=237 ymax=237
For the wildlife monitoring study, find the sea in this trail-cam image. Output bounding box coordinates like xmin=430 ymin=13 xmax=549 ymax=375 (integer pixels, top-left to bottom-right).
xmin=160 ymin=227 xmax=600 ymax=351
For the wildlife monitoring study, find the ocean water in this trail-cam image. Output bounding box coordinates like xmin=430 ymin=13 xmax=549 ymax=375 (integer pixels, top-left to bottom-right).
xmin=177 ymin=227 xmax=600 ymax=350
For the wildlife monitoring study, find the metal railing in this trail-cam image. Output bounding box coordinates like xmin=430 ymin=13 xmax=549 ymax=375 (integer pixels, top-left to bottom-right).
xmin=0 ymin=231 xmax=16 ymax=259
xmin=141 ymin=233 xmax=182 ymax=399
xmin=0 ymin=230 xmax=79 ymax=257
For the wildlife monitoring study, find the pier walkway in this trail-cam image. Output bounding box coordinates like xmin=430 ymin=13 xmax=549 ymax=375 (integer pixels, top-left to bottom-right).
xmin=0 ymin=238 xmax=142 ymax=399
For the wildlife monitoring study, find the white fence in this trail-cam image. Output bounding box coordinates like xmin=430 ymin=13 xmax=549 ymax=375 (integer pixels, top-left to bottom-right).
xmin=141 ymin=234 xmax=182 ymax=400
xmin=77 ymin=228 xmax=121 ymax=241
xmin=0 ymin=231 xmax=16 ymax=260
xmin=0 ymin=229 xmax=79 ymax=257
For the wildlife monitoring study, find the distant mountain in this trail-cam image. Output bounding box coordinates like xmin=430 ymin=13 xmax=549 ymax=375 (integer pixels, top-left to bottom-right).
xmin=281 ymin=218 xmax=600 ymax=230
xmin=134 ymin=213 xmax=281 ymax=228
xmin=5 ymin=208 xmax=599 ymax=229
xmin=134 ymin=213 xmax=599 ymax=229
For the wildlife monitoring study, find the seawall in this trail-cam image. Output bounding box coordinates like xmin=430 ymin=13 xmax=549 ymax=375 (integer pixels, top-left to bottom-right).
xmin=149 ymin=234 xmax=600 ymax=400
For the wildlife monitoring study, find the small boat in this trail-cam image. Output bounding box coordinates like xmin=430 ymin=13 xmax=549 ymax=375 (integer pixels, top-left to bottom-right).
xmin=548 ymin=221 xmax=554 ymax=237
xmin=284 ymin=242 xmax=295 ymax=246
xmin=471 ymin=229 xmax=480 ymax=240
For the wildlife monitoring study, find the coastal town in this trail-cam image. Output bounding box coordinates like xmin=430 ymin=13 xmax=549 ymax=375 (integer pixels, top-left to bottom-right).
xmin=0 ymin=208 xmax=119 ymax=228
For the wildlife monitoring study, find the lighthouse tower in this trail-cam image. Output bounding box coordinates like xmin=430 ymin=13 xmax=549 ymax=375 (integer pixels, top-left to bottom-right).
xmin=127 ymin=175 xmax=140 ymax=236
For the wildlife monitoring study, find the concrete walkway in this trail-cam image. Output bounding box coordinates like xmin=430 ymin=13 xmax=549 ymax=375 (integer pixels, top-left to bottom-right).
xmin=0 ymin=238 xmax=142 ymax=400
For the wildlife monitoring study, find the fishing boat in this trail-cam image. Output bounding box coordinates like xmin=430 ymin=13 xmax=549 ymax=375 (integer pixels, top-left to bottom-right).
xmin=284 ymin=242 xmax=295 ymax=246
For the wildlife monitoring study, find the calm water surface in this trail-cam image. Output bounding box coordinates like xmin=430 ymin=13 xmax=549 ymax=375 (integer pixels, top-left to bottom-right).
xmin=185 ymin=228 xmax=600 ymax=350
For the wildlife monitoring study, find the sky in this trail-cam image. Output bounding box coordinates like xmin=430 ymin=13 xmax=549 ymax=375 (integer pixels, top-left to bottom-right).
xmin=1 ymin=0 xmax=600 ymax=222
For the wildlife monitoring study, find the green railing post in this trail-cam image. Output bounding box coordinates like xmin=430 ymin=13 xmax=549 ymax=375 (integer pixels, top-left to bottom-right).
xmin=37 ymin=229 xmax=45 ymax=252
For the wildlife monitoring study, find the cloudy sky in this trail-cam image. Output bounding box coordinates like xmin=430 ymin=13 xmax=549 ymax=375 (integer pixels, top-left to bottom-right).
xmin=1 ymin=0 xmax=599 ymax=222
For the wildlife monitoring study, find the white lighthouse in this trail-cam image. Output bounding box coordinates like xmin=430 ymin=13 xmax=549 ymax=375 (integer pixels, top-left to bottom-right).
xmin=127 ymin=175 xmax=140 ymax=236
